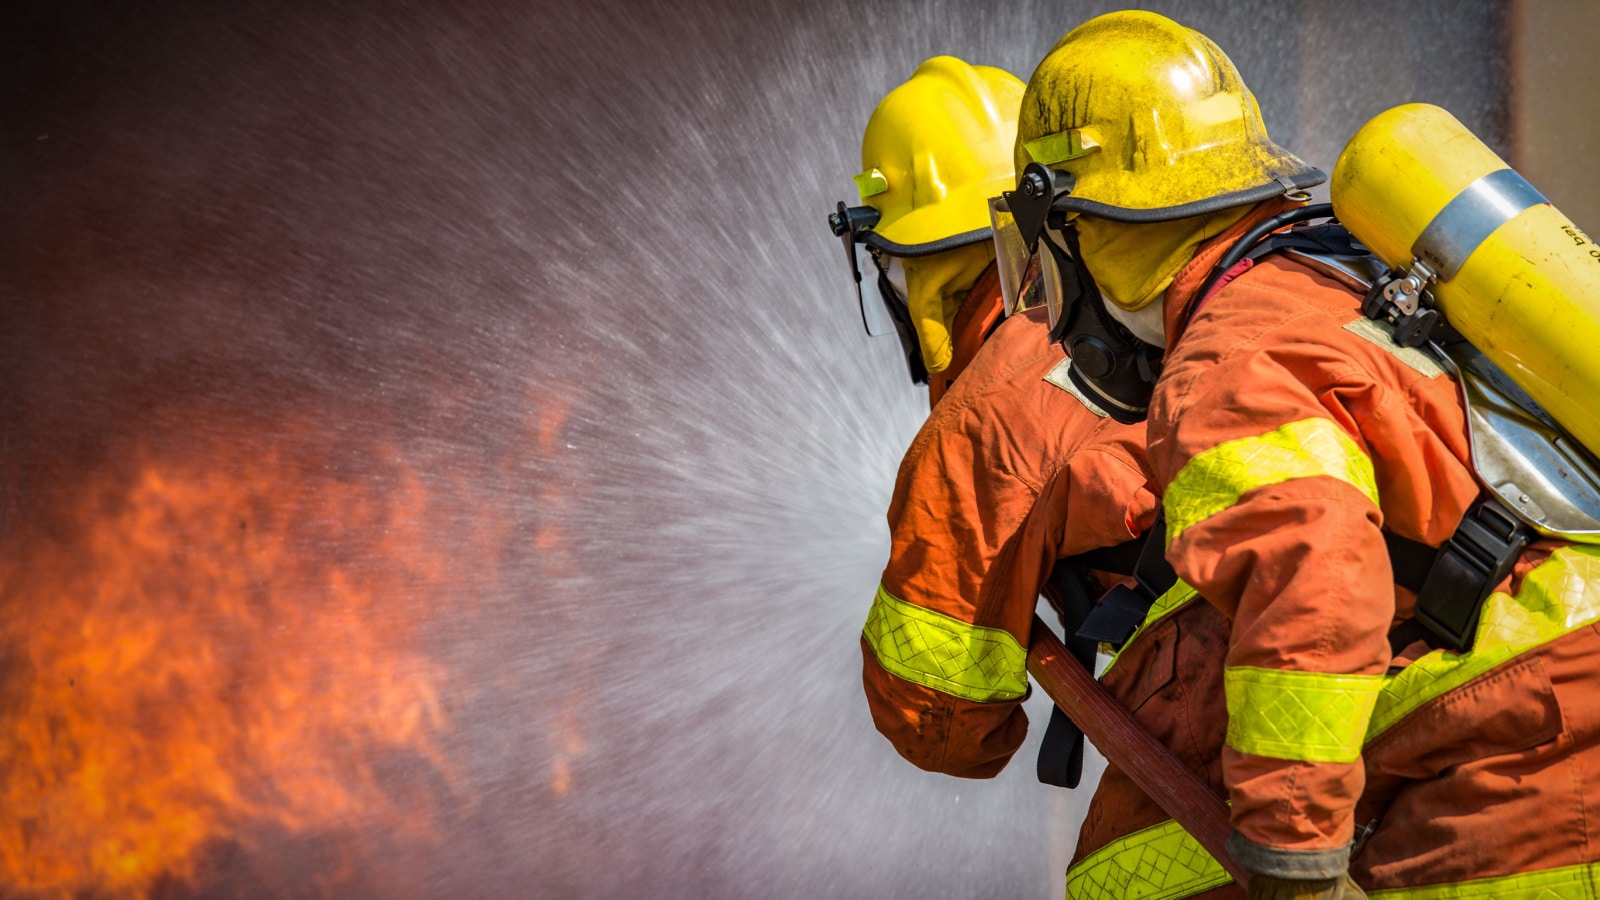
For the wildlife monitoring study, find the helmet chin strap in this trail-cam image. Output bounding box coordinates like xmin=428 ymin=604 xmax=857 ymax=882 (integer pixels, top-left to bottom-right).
xmin=1105 ymin=297 xmax=1167 ymax=347
xmin=871 ymin=255 xmax=929 ymax=386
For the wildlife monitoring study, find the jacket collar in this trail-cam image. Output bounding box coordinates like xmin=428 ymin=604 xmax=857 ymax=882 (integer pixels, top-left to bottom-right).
xmin=1161 ymin=197 xmax=1306 ymax=352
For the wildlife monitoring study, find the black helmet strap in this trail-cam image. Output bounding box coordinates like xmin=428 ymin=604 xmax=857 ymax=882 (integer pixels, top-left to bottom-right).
xmin=872 ymin=255 xmax=929 ymax=386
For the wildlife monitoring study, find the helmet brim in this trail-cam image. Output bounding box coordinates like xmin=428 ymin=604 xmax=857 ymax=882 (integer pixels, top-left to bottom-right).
xmin=1058 ymin=166 xmax=1327 ymax=223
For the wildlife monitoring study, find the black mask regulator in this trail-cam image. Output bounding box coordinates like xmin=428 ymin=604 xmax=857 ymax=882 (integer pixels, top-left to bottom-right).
xmin=1003 ymin=163 xmax=1162 ymax=424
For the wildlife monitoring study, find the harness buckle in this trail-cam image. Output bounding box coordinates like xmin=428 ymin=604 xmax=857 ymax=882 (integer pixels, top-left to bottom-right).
xmin=1074 ymin=514 xmax=1178 ymax=648
xmin=1413 ymin=498 xmax=1530 ymax=652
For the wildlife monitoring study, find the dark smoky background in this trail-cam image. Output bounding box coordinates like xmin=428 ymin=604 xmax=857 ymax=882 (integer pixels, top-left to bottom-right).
xmin=0 ymin=2 xmax=1507 ymax=898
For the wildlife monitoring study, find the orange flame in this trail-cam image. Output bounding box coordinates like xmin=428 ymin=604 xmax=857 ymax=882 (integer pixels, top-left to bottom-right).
xmin=0 ymin=437 xmax=466 ymax=896
xmin=529 ymin=398 xmax=590 ymax=799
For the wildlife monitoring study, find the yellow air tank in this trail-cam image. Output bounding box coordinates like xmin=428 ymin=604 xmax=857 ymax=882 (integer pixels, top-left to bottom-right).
xmin=1332 ymin=103 xmax=1600 ymax=458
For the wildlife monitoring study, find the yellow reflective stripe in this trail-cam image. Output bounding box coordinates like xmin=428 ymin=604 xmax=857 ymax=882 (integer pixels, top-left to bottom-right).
xmin=1165 ymin=418 xmax=1379 ymax=544
xmin=1370 ymin=546 xmax=1600 ymax=739
xmin=853 ymin=167 xmax=888 ymax=199
xmin=1065 ymin=816 xmax=1232 ymax=900
xmin=862 ymin=584 xmax=1028 ymax=703
xmin=1024 ymin=129 xmax=1101 ymax=166
xmin=1099 ymin=580 xmax=1200 ymax=678
xmin=1368 ymin=860 xmax=1600 ymax=899
xmin=1225 ymin=667 xmax=1382 ymax=764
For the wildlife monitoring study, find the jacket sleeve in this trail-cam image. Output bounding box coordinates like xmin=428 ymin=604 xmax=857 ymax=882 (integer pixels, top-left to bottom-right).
xmin=860 ymin=440 xmax=1036 ymax=779
xmin=862 ymin=373 xmax=1153 ymax=778
xmin=1154 ymin=343 xmax=1394 ymax=879
xmin=860 ymin=610 xmax=1030 ymax=779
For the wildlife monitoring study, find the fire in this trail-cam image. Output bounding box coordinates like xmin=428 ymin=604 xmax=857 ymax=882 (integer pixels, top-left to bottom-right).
xmin=0 ymin=435 xmax=463 ymax=896
xmin=530 ymin=398 xmax=589 ymax=799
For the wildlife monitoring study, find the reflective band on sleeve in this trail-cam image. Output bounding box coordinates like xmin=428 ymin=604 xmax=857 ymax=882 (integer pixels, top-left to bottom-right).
xmin=1413 ymin=168 xmax=1548 ymax=280
xmin=1370 ymin=546 xmax=1600 ymax=739
xmin=1065 ymin=816 xmax=1232 ymax=900
xmin=1225 ymin=666 xmax=1382 ymax=764
xmin=1165 ymin=418 xmax=1379 ymax=545
xmin=1369 ymin=859 xmax=1600 ymax=899
xmin=862 ymin=584 xmax=1028 ymax=703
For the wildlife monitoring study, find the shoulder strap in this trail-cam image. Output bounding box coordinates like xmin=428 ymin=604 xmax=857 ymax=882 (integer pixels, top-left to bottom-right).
xmin=1072 ymin=514 xmax=1178 ymax=648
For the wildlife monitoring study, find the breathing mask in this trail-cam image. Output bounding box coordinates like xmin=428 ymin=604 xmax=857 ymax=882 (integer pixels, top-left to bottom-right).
xmin=993 ymin=163 xmax=1163 ymax=423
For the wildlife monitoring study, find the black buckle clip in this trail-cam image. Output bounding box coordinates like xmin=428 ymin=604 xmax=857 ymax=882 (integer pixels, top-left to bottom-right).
xmin=1362 ymin=271 xmax=1442 ymax=349
xmin=1074 ymin=515 xmax=1178 ymax=649
xmin=1074 ymin=583 xmax=1150 ymax=647
xmin=1414 ymin=499 xmax=1530 ymax=652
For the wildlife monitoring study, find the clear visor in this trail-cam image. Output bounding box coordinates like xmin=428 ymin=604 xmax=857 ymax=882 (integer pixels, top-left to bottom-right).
xmin=988 ymin=196 xmax=1033 ymax=316
xmin=883 ymin=255 xmax=907 ymax=303
xmin=1040 ymin=226 xmax=1083 ymax=331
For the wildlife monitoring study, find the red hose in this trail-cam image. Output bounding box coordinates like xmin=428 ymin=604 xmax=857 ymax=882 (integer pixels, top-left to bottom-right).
xmin=1026 ymin=614 xmax=1249 ymax=889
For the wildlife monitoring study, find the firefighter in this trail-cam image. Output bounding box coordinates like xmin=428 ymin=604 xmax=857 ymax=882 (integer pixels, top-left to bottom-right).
xmin=838 ymin=57 xmax=1242 ymax=876
xmin=828 ymin=56 xmax=1020 ymax=408
xmin=1007 ymin=10 xmax=1600 ymax=899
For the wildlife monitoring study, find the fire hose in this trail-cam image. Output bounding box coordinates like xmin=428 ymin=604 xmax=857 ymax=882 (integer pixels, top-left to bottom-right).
xmin=1027 ymin=613 xmax=1249 ymax=888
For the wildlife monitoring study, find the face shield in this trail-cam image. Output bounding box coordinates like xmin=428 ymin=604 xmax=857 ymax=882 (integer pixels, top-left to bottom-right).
xmin=1038 ymin=224 xmax=1090 ymax=335
xmin=988 ymin=196 xmax=1032 ymax=316
xmin=882 ymin=254 xmax=908 ymax=304
xmin=1001 ymin=163 xmax=1163 ymax=423
xmin=826 ymin=201 xmax=929 ymax=384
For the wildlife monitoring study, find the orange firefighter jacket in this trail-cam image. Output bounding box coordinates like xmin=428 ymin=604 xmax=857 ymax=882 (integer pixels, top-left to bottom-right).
xmin=926 ymin=262 xmax=1006 ymax=410
xmin=1065 ymin=595 xmax=1241 ymax=900
xmin=1145 ymin=202 xmax=1600 ymax=891
xmin=861 ymin=305 xmax=1156 ymax=778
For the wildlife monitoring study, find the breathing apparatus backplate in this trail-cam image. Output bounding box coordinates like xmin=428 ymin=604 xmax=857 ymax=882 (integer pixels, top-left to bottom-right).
xmin=1221 ymin=212 xmax=1600 ymax=649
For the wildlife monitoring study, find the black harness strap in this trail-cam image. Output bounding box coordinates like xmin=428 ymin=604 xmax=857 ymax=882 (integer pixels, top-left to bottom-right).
xmin=1035 ymin=530 xmax=1169 ymax=790
xmin=1385 ymin=499 xmax=1530 ymax=654
xmin=1069 ymin=535 xmax=1146 ymax=577
xmin=1035 ymin=561 xmax=1101 ymax=790
xmin=1074 ymin=514 xmax=1179 ymax=648
xmin=1414 ymin=498 xmax=1531 ymax=651
xmin=1384 ymin=531 xmax=1434 ymax=595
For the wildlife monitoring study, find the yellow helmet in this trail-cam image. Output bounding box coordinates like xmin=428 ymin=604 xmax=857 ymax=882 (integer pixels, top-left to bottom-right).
xmin=828 ymin=57 xmax=1022 ymax=383
xmin=856 ymin=56 xmax=1024 ymax=253
xmin=1014 ymin=11 xmax=1322 ymax=222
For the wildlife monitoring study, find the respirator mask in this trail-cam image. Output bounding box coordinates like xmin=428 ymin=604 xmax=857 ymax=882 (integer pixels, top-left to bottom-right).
xmin=993 ymin=164 xmax=1163 ymax=423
